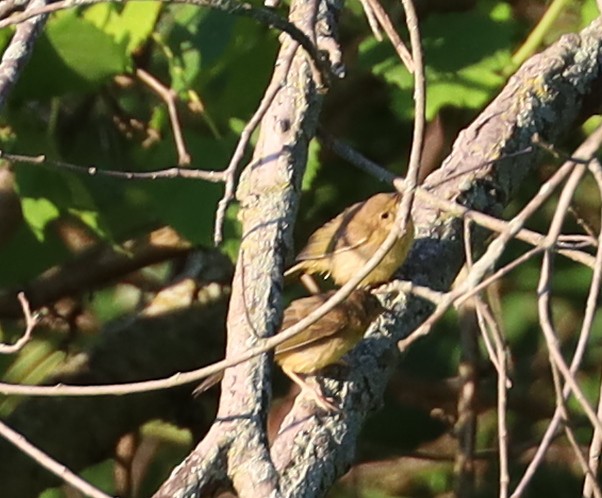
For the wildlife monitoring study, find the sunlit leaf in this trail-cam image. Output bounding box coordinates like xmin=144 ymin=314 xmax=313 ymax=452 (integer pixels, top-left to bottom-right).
xmin=85 ymin=2 xmax=162 ymax=54
xmin=20 ymin=197 xmax=59 ymax=241
xmin=358 ymin=0 xmax=516 ymax=119
xmin=15 ymin=14 xmax=129 ymax=99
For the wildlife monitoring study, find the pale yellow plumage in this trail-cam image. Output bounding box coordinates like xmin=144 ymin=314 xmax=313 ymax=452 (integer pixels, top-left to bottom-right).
xmin=285 ymin=192 xmax=414 ymax=287
xmin=274 ymin=289 xmax=383 ymax=410
xmin=194 ymin=290 xmax=383 ymax=411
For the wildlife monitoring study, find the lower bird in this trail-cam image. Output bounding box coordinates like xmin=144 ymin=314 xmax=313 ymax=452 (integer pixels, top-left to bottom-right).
xmin=195 ymin=289 xmax=384 ymax=411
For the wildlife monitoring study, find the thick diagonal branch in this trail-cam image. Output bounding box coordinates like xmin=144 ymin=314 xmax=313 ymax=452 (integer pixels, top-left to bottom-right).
xmin=0 ymin=0 xmax=47 ymax=109
xmin=154 ymin=0 xmax=339 ymax=496
xmin=269 ymin=18 xmax=602 ymax=497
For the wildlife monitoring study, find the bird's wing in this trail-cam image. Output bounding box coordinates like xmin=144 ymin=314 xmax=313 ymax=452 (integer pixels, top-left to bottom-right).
xmin=275 ymin=305 xmax=349 ymax=355
xmin=296 ymin=237 xmax=369 ymax=262
xmin=296 ymin=222 xmax=369 ymax=261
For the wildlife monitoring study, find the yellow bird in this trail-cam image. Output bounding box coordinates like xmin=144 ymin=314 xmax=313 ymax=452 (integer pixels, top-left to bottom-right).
xmin=274 ymin=289 xmax=383 ymax=411
xmin=285 ymin=192 xmax=414 ymax=288
xmin=194 ymin=289 xmax=383 ymax=411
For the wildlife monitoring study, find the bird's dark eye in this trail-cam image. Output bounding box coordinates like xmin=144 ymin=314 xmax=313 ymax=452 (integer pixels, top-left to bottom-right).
xmin=381 ymin=212 xmax=390 ymax=220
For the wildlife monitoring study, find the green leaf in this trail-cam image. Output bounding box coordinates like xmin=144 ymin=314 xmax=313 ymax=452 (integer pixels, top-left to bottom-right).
xmin=68 ymin=207 xmax=106 ymax=239
xmin=13 ymin=157 xmax=114 ymax=242
xmin=20 ymin=197 xmax=59 ymax=241
xmin=228 ymin=117 xmax=247 ymax=136
xmin=358 ymin=0 xmax=516 ymax=120
xmin=144 ymin=176 xmax=223 ymax=245
xmin=581 ymin=0 xmax=599 ymax=27
xmin=84 ymin=2 xmax=162 ymax=54
xmin=15 ymin=14 xmax=129 ymax=99
xmin=302 ymin=140 xmax=321 ymax=192
xmin=132 ymin=133 xmax=236 ymax=246
xmin=160 ymin=8 xmax=277 ymax=120
xmin=47 ymin=15 xmax=129 ymax=83
xmin=163 ymin=6 xmax=236 ymax=93
xmin=0 ymin=27 xmax=12 ymax=53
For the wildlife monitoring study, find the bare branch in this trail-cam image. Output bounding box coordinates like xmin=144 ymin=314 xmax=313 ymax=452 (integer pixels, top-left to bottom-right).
xmin=0 ymin=151 xmax=227 ymax=183
xmin=0 ymin=0 xmax=48 ymax=110
xmin=399 ymin=158 xmax=576 ymax=351
xmin=157 ymin=0 xmax=340 ymax=493
xmin=268 ymin=18 xmax=602 ymax=497
xmin=136 ymin=68 xmax=191 ymax=166
xmin=361 ymin=0 xmax=414 ymax=72
xmin=582 ymin=159 xmax=602 ymax=498
xmin=0 ymin=420 xmax=111 ymax=498
xmin=478 ymin=301 xmax=510 ymax=498
xmin=0 ymin=226 xmax=193 ymax=319
xmin=396 ymin=0 xmax=424 ymax=230
xmin=320 ymin=134 xmax=597 ymax=269
xmin=511 ymin=161 xmax=602 ymax=497
xmin=0 ymin=0 xmax=331 ymax=87
xmin=0 ymin=273 xmax=229 ymax=498
xmin=213 ymin=43 xmax=298 ymax=245
xmin=0 ymin=0 xmax=30 ymax=19
xmin=536 ymin=161 xmax=602 ymax=434
xmin=0 ymin=293 xmax=39 ymax=354
xmin=453 ymin=227 xmax=479 ymax=498
xmin=584 ymin=373 xmax=602 ymax=498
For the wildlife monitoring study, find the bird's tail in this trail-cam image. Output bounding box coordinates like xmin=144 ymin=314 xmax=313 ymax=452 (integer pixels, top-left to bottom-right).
xmin=192 ymin=372 xmax=224 ymax=397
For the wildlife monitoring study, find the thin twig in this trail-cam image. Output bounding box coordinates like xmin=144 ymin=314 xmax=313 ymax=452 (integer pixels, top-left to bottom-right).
xmin=461 ymin=220 xmax=501 ymax=375
xmin=0 ymin=0 xmax=331 ymax=88
xmin=0 ymin=293 xmax=39 ymax=354
xmin=478 ymin=301 xmax=510 ymax=498
xmin=400 ymin=125 xmax=602 ymax=349
xmin=456 ymin=246 xmax=542 ymax=311
xmin=537 ymin=163 xmax=602 ymax=433
xmin=398 ymin=159 xmax=576 ymax=352
xmin=320 ymin=134 xmax=597 ymax=269
xmin=0 ymin=181 xmax=415 ymax=397
xmin=0 ymin=419 xmax=112 ymax=498
xmin=511 ymin=163 xmax=602 ymax=498
xmin=453 ymin=223 xmax=478 ymax=498
xmin=583 ymin=161 xmax=602 ymax=498
xmin=0 ymin=0 xmax=30 ymax=19
xmin=0 ymin=150 xmax=226 ymax=182
xmin=7 ymin=142 xmax=596 ymax=269
xmin=564 ymin=422 xmax=602 ymax=498
xmin=392 ymin=0 xmax=423 ymax=257
xmin=584 ymin=370 xmax=602 ymax=498
xmin=357 ymin=0 xmax=382 ymax=41
xmin=4 ymin=140 xmax=597 ymax=270
xmin=547 ymin=343 xmax=602 ymax=498
xmin=363 ymin=0 xmax=414 ymax=72
xmin=136 ymin=68 xmax=191 ymax=166
xmin=213 ymin=43 xmax=297 ymax=245
xmin=386 ymin=280 xmax=445 ymax=304
xmin=462 ymin=219 xmax=509 ymax=498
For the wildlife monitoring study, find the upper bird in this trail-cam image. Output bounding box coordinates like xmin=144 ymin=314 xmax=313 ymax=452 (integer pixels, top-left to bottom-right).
xmin=285 ymin=192 xmax=415 ymax=287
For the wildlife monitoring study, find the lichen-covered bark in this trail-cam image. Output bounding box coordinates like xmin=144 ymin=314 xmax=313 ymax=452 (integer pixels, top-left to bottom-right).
xmin=268 ymin=19 xmax=602 ymax=498
xmin=0 ymin=0 xmax=48 ymax=109
xmin=155 ymin=0 xmax=339 ymax=496
xmin=3 ymin=8 xmax=602 ymax=498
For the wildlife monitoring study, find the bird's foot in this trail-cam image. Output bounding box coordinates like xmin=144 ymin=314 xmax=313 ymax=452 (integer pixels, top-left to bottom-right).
xmin=300 ymin=385 xmax=340 ymax=413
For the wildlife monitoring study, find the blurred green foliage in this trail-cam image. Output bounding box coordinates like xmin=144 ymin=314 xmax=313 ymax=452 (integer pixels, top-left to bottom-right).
xmin=358 ymin=0 xmax=515 ymax=120
xmin=0 ymin=0 xmax=601 ymax=497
